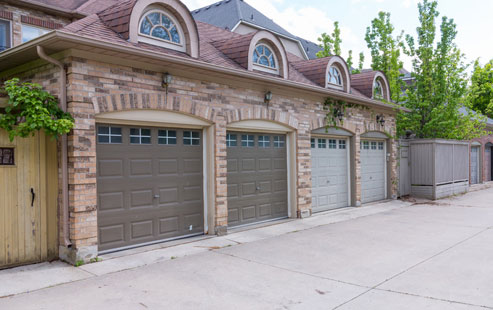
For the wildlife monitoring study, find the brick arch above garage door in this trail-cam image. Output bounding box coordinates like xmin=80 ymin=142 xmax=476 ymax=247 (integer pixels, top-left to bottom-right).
xmin=91 ymin=93 xmax=221 ymax=123
xmin=224 ymin=106 xmax=299 ymax=129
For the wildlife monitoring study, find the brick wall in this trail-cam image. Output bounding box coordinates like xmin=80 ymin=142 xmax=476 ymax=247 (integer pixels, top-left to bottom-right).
xmin=0 ymin=3 xmax=70 ymax=47
xmin=4 ymin=53 xmax=398 ymax=261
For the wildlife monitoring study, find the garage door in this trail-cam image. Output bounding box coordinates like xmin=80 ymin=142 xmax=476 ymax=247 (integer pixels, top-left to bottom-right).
xmin=311 ymin=137 xmax=350 ymax=212
xmin=471 ymin=146 xmax=480 ymax=184
xmin=361 ymin=140 xmax=386 ymax=203
xmin=227 ymin=132 xmax=288 ymax=227
xmin=96 ymin=124 xmax=204 ymax=252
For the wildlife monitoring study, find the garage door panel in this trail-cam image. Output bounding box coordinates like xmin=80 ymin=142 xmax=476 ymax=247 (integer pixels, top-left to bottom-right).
xmin=99 ymin=159 xmax=124 ymax=177
xmin=227 ymin=131 xmax=288 ymax=227
xmin=97 ymin=125 xmax=204 ymax=252
xmin=361 ymin=141 xmax=386 ymax=204
xmin=130 ymin=220 xmax=153 ymax=240
xmin=99 ymin=192 xmax=124 ymax=211
xmin=130 ymin=190 xmax=153 ymax=208
xmin=311 ymin=137 xmax=350 ymax=212
xmin=158 ymin=159 xmax=178 ymax=174
xmin=159 ymin=217 xmax=179 ymax=235
xmin=99 ymin=224 xmax=125 ymax=246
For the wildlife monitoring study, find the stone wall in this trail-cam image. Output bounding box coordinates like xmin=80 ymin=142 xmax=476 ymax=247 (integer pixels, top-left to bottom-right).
xmin=3 ymin=53 xmax=398 ymax=262
xmin=0 ymin=3 xmax=70 ymax=48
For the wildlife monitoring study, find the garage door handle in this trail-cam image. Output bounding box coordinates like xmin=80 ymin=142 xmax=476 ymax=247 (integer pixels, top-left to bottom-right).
xmin=154 ymin=195 xmax=160 ymax=199
xmin=256 ymin=187 xmax=260 ymax=191
xmin=31 ymin=188 xmax=35 ymax=207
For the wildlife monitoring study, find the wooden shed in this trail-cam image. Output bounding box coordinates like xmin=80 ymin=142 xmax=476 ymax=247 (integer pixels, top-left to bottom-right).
xmin=410 ymin=139 xmax=469 ymax=200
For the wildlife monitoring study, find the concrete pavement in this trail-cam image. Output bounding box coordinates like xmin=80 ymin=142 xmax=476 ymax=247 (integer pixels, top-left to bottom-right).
xmin=1 ymin=187 xmax=492 ymax=309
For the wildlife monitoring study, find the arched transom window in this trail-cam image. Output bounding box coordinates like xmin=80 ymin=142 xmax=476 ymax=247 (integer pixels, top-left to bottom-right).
xmin=373 ymin=79 xmax=383 ymax=99
xmin=252 ymin=43 xmax=279 ymax=73
xmin=140 ymin=10 xmax=181 ymax=45
xmin=328 ymin=66 xmax=343 ymax=87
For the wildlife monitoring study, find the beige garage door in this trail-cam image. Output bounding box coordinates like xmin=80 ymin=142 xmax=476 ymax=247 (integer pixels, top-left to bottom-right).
xmin=96 ymin=124 xmax=204 ymax=252
xmin=227 ymin=132 xmax=288 ymax=227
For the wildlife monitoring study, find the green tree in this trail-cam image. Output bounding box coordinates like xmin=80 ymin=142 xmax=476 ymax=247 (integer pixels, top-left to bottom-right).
xmin=397 ymin=0 xmax=484 ymax=140
xmin=467 ymin=59 xmax=493 ymax=118
xmin=0 ymin=78 xmax=74 ymax=141
xmin=365 ymin=11 xmax=405 ymax=103
xmin=317 ymin=21 xmax=364 ymax=74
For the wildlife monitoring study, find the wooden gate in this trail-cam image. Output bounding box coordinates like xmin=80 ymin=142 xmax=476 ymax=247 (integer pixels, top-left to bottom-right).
xmin=0 ymin=130 xmax=58 ymax=269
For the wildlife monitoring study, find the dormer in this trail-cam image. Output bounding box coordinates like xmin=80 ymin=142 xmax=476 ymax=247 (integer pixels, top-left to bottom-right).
xmin=351 ymin=71 xmax=391 ymax=101
xmin=291 ymin=55 xmax=351 ymax=93
xmin=213 ymin=30 xmax=288 ymax=78
xmin=99 ymin=0 xmax=199 ymax=58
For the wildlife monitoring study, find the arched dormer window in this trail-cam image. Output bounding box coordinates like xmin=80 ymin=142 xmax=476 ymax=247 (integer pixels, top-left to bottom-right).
xmin=328 ymin=66 xmax=343 ymax=87
xmin=373 ymin=79 xmax=384 ymax=99
xmin=252 ymin=43 xmax=279 ymax=74
xmin=138 ymin=8 xmax=186 ymax=53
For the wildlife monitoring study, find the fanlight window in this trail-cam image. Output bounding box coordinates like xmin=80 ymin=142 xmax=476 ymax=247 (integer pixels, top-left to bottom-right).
xmin=140 ymin=10 xmax=181 ymax=44
xmin=374 ymin=79 xmax=383 ymax=99
xmin=253 ymin=44 xmax=277 ymax=69
xmin=328 ymin=66 xmax=343 ymax=86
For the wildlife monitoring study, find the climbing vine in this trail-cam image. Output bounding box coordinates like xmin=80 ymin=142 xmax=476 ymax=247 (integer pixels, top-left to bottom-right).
xmin=0 ymin=78 xmax=74 ymax=141
xmin=323 ymin=97 xmax=369 ymax=128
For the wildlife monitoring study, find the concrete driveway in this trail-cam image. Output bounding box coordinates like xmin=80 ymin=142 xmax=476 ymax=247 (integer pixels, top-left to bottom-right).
xmin=1 ymin=187 xmax=493 ymax=309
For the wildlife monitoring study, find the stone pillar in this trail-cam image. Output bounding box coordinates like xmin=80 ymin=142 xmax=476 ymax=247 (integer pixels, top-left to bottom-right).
xmin=214 ymin=115 xmax=228 ymax=235
xmin=296 ymin=121 xmax=312 ymax=218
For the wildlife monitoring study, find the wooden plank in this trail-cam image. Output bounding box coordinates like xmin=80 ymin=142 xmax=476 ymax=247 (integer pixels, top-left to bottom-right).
xmin=40 ymin=131 xmax=48 ymax=260
xmin=46 ymin=135 xmax=59 ymax=259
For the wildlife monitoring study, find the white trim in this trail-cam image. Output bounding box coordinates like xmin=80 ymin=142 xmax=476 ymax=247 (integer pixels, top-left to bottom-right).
xmin=96 ymin=110 xmax=212 ymax=128
xmin=252 ymin=43 xmax=280 ymax=74
xmin=137 ymin=7 xmax=186 ymax=53
xmin=232 ymin=20 xmax=309 ymax=60
xmin=347 ymin=137 xmax=351 ymax=206
xmin=227 ymin=120 xmax=293 ymax=133
xmin=384 ymin=141 xmax=388 ymax=199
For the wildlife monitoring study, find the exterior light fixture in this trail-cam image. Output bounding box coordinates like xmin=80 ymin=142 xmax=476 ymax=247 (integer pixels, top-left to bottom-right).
xmin=162 ymin=72 xmax=172 ymax=94
xmin=162 ymin=72 xmax=172 ymax=86
xmin=264 ymin=91 xmax=273 ymax=104
xmin=376 ymin=114 xmax=385 ymax=126
xmin=336 ymin=109 xmax=344 ymax=122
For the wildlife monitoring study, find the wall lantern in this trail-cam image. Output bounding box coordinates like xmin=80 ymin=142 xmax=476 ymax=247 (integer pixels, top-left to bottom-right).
xmin=376 ymin=114 xmax=385 ymax=126
xmin=162 ymin=72 xmax=172 ymax=94
xmin=336 ymin=109 xmax=344 ymax=122
xmin=264 ymin=91 xmax=273 ymax=105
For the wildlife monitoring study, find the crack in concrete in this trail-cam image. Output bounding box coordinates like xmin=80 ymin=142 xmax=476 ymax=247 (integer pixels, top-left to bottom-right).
xmin=332 ymin=227 xmax=492 ymax=309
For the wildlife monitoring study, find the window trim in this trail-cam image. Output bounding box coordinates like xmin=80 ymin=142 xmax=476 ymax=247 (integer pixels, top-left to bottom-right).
xmin=258 ymin=135 xmax=271 ymax=148
xmin=137 ymin=7 xmax=186 ymax=52
xmin=21 ymin=23 xmax=50 ymax=43
xmin=0 ymin=18 xmax=12 ymax=51
xmin=241 ymin=134 xmax=255 ymax=147
xmin=97 ymin=126 xmax=123 ymax=144
xmin=183 ymin=130 xmax=200 ymax=146
xmin=252 ymin=43 xmax=280 ymax=75
xmin=129 ymin=127 xmax=152 ymax=145
xmin=373 ymin=78 xmax=384 ymax=100
xmin=157 ymin=129 xmax=177 ymax=145
xmin=226 ymin=133 xmax=237 ymax=147
xmin=327 ymin=65 xmax=343 ymax=89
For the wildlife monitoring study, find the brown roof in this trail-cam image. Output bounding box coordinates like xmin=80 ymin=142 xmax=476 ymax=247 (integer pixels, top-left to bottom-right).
xmin=351 ymin=71 xmax=378 ymax=99
xmin=291 ymin=57 xmax=332 ymax=88
xmin=12 ymin=0 xmax=119 ymax=16
xmin=57 ymin=5 xmax=383 ymax=102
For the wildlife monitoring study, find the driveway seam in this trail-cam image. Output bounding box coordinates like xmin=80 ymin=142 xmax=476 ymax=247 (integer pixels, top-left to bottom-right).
xmin=212 ymin=250 xmax=370 ymax=289
xmin=332 ymin=227 xmax=491 ymax=309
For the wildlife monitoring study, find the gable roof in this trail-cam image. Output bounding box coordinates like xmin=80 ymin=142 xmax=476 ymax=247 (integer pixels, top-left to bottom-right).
xmin=191 ymin=0 xmax=322 ymax=60
xmin=6 ymin=0 xmax=121 ymax=17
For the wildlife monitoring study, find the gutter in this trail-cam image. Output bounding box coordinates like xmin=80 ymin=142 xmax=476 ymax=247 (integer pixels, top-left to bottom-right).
xmin=4 ymin=0 xmax=87 ymax=19
xmin=1 ymin=31 xmax=409 ymax=113
xmin=36 ymin=46 xmax=71 ymax=248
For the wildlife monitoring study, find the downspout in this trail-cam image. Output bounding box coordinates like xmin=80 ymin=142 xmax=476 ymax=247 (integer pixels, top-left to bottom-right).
xmin=36 ymin=46 xmax=71 ymax=248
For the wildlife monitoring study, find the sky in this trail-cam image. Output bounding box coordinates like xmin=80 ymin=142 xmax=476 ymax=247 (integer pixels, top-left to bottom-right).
xmin=181 ymin=0 xmax=493 ymax=71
